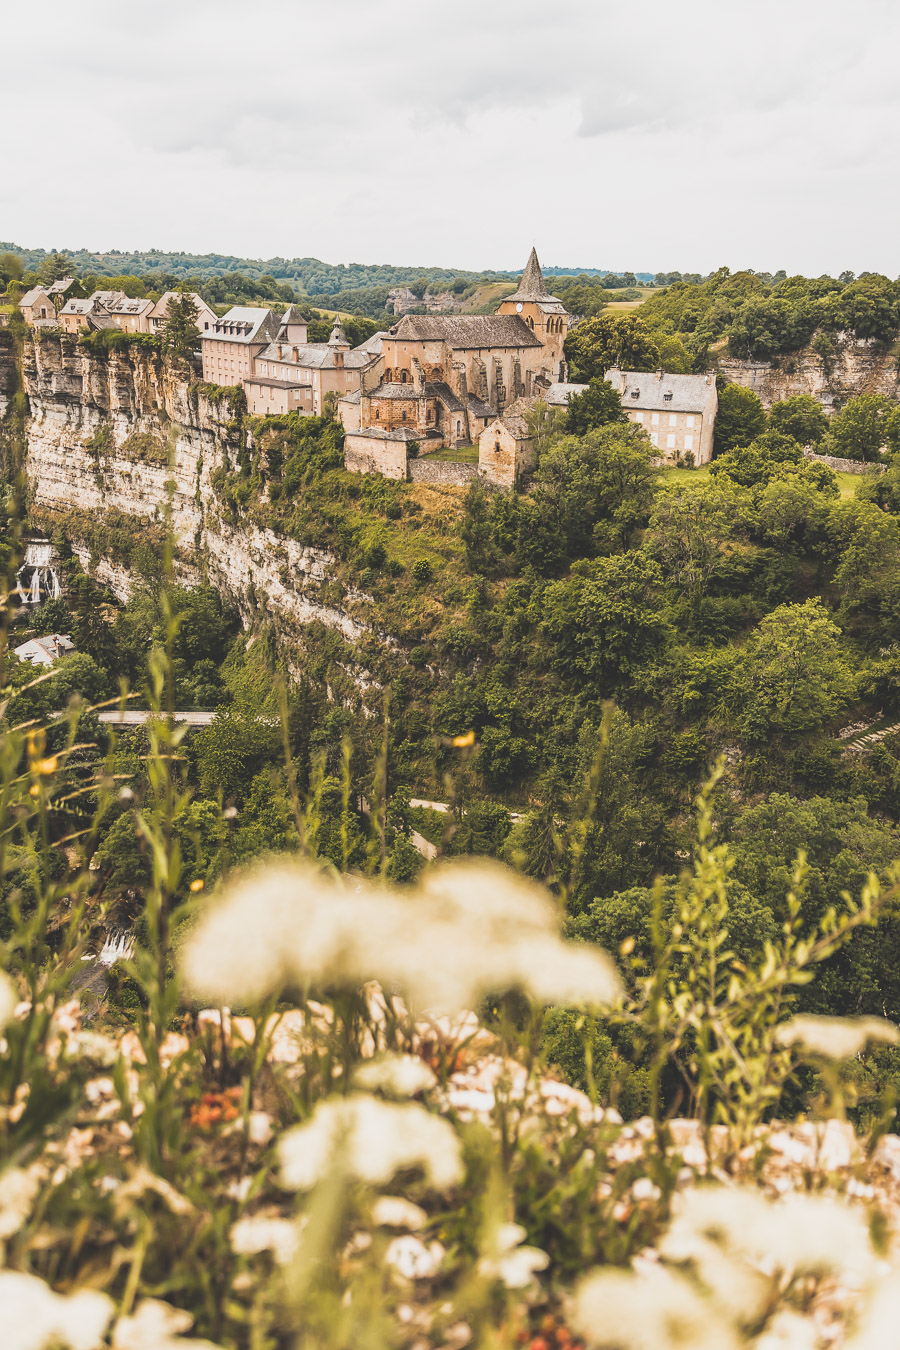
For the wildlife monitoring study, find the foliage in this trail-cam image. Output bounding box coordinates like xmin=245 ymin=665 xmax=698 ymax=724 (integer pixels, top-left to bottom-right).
xmin=769 ymin=394 xmax=829 ymax=447
xmin=712 ymin=382 xmax=767 ymax=457
xmin=564 ymin=313 xmax=661 ymax=381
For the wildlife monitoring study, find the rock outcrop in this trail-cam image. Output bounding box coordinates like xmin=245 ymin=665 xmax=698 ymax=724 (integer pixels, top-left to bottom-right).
xmin=20 ymin=334 xmax=376 ymax=656
xmin=717 ymin=334 xmax=900 ymax=409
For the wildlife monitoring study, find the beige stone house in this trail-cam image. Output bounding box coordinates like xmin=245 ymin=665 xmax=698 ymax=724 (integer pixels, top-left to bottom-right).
xmin=249 ymin=318 xmax=381 ymax=416
xmin=478 ymin=398 xmax=537 ymax=488
xmin=148 ymin=291 xmax=217 ymax=335
xmin=200 ymin=306 xmax=282 ymax=385
xmin=46 ymin=277 xmax=77 ymax=307
xmin=107 ymin=296 xmax=155 ymax=333
xmin=605 ymin=368 xmax=718 ymax=464
xmin=18 ymin=288 xmax=56 ymax=324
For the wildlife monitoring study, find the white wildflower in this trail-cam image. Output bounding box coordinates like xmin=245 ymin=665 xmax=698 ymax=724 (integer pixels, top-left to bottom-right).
xmin=0 ymin=1166 xmax=40 ymax=1240
xmin=0 ymin=972 xmax=16 ymax=1028
xmin=112 ymin=1297 xmax=223 ymax=1349
xmin=572 ymin=1266 xmax=738 ymax=1350
xmin=181 ymin=859 xmax=621 ymax=1014
xmin=385 ymin=1234 xmax=445 ymax=1280
xmin=661 ymin=1186 xmax=876 ymax=1285
xmin=0 ymin=1270 xmax=113 ymax=1350
xmin=372 ymin=1196 xmax=428 ymax=1229
xmin=230 ymin=1214 xmax=299 ymax=1264
xmin=775 ymin=1015 xmax=900 ymax=1059
xmin=354 ymin=1053 xmax=437 ymax=1097
xmin=846 ymin=1274 xmax=900 ymax=1349
xmin=278 ymin=1095 xmax=462 ymax=1191
xmin=478 ymin=1222 xmax=549 ymax=1289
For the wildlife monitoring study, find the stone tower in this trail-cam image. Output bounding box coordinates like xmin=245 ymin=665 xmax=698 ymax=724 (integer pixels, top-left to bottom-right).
xmin=497 ymin=248 xmax=569 ymax=382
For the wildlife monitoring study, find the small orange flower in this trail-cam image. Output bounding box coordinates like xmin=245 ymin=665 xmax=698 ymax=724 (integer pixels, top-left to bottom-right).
xmin=452 ymin=730 xmax=475 ymax=748
xmin=190 ymin=879 xmax=205 ymax=893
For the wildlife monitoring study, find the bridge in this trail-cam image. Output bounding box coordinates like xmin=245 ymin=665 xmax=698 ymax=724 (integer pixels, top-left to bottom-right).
xmin=97 ymin=710 xmax=217 ymax=727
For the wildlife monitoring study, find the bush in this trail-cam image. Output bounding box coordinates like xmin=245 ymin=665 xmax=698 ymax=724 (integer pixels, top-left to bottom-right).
xmin=412 ymin=559 xmax=433 ymax=585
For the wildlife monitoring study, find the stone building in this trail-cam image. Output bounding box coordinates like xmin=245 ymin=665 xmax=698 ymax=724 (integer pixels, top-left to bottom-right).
xmin=148 ymin=291 xmax=217 ymax=335
xmin=343 ymin=250 xmax=571 ymax=476
xmin=107 ymin=296 xmax=155 ymax=333
xmin=478 ymin=398 xmax=537 ymax=488
xmin=248 ymin=318 xmax=382 ymax=417
xmin=605 ymin=367 xmax=718 ymax=464
xmin=18 ymin=288 xmax=56 ymax=324
xmin=58 ymin=291 xmax=128 ymax=333
xmin=200 ymin=306 xmax=282 ymax=385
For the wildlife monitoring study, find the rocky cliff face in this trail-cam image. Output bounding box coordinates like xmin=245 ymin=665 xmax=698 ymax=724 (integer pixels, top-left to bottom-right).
xmin=717 ymin=335 xmax=900 ymax=409
xmin=21 ymin=335 xmax=375 ymax=656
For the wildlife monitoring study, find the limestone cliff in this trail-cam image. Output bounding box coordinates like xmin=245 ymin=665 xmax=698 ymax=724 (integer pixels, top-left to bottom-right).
xmin=20 ymin=334 xmax=375 ymax=661
xmin=716 ymin=334 xmax=900 ymax=408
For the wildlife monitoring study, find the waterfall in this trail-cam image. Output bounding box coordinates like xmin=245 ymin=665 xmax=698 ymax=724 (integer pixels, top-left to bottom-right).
xmin=98 ymin=929 xmax=135 ymax=966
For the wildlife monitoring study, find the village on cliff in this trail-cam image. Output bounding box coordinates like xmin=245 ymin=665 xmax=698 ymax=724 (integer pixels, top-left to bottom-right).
xmin=15 ymin=251 xmax=718 ymax=489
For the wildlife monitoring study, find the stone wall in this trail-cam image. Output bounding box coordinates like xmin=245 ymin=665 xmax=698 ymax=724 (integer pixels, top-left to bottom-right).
xmin=408 ymin=458 xmax=478 ymax=487
xmin=343 ymin=433 xmax=409 ymax=479
xmin=802 ymin=448 xmax=887 ymax=476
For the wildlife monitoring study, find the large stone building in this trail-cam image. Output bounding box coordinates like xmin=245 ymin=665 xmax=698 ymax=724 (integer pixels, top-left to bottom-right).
xmin=605 ymin=367 xmax=718 ymax=464
xmin=343 ymin=250 xmax=570 ymax=475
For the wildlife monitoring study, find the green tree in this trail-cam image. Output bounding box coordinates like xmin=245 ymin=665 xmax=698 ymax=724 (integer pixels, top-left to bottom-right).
xmin=826 ymin=394 xmax=892 ymax=462
xmin=564 ymin=313 xmax=660 ymax=381
xmin=757 ymin=474 xmax=831 ymax=555
xmin=564 ymin=378 xmax=627 ymax=436
xmin=36 ymin=252 xmax=72 ymax=286
xmin=713 ymin=383 xmax=767 ymax=457
xmin=0 ymin=252 xmax=24 ymax=284
xmin=711 ymin=430 xmax=805 ymax=488
xmin=736 ymin=598 xmax=853 ymax=741
xmin=645 ymin=478 xmax=754 ymax=607
xmin=542 ymin=552 xmax=668 ymax=682
xmin=769 ymin=394 xmax=829 ymax=447
xmin=520 ymin=424 xmax=659 ymax=571
xmin=161 ymin=290 xmax=202 ymax=359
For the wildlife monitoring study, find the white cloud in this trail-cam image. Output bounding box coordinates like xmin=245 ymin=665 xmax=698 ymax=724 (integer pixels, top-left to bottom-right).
xmin=3 ymin=0 xmax=900 ymax=274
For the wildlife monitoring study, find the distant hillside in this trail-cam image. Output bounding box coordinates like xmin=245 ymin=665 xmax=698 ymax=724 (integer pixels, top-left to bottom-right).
xmin=0 ymin=241 xmax=657 ymax=297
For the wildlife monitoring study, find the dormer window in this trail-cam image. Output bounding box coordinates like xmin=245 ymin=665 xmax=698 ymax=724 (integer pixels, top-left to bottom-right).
xmin=630 ymin=389 xmax=639 ymax=399
xmin=664 ymin=391 xmax=673 ymax=401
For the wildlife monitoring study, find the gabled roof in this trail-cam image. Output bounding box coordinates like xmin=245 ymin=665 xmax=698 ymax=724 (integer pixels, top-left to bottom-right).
xmin=149 ymin=291 xmax=211 ymax=321
xmin=87 ymin=315 xmax=120 ymax=330
xmin=19 ymin=287 xmax=50 ymax=308
xmin=607 ymin=367 xmax=717 ymax=414
xmin=107 ymin=296 xmax=154 ymax=315
xmin=355 ymin=331 xmax=387 ymax=357
xmin=46 ymin=277 xmax=76 ymax=295
xmin=203 ymin=306 xmax=280 ymax=345
xmin=60 ymin=296 xmax=98 ymax=315
xmin=258 ymin=341 xmax=375 ymax=370
xmin=545 ymin=382 xmax=589 ymax=406
xmin=390 ymin=313 xmax=543 ymax=350
xmin=280 ymin=304 xmax=308 ymax=325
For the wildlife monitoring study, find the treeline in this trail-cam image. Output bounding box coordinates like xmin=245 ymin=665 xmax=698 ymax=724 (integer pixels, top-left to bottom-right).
xmin=641 ymin=267 xmax=900 ymax=362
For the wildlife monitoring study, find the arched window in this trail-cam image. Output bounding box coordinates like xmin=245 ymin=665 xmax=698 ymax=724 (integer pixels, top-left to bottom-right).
xmin=375 ymin=409 xmax=380 ymax=420
xmin=402 ymin=411 xmax=407 ymax=422
xmin=456 ymin=420 xmax=461 ymax=436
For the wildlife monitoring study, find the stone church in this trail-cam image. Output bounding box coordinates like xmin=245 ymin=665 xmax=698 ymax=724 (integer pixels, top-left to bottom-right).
xmin=343 ymin=249 xmax=570 ymax=477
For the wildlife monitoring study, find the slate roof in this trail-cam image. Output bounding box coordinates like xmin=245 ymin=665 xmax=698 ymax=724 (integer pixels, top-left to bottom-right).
xmin=60 ymin=297 xmax=97 ymax=315
xmin=46 ymin=277 xmax=76 ymax=296
xmin=493 ymin=396 xmax=537 ymax=440
xmin=347 ymin=427 xmax=442 ymax=443
xmin=280 ymin=304 xmax=308 ymax=325
xmin=424 ymin=382 xmax=464 ymax=412
xmin=19 ymin=287 xmax=50 ymax=308
xmin=608 ymin=368 xmax=716 ymax=414
xmin=246 ymin=375 xmax=312 ymax=390
xmin=258 ymin=341 xmax=374 ymax=370
xmin=204 ymin=306 xmax=280 ymax=345
xmin=355 ymin=331 xmax=387 ymax=357
xmin=504 ymin=248 xmax=564 ymax=308
xmin=369 ymin=382 xmax=422 ymax=400
xmin=467 ymin=394 xmax=493 ymax=419
xmin=149 ymin=291 xmax=211 ymax=321
xmin=108 ymin=297 xmax=154 ymax=315
xmin=390 ymin=313 xmax=543 ymax=350
xmin=545 ymin=382 xmax=589 ymax=406
xmin=87 ymin=315 xmax=120 ymax=331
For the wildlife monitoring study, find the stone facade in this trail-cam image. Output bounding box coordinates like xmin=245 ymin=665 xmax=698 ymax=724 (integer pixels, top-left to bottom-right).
xmin=606 ymin=368 xmax=717 ymax=465
xmin=802 ymin=448 xmax=887 ymax=475
xmin=478 ymin=401 xmax=536 ymax=488
xmin=345 ymin=251 xmax=569 ymax=478
xmin=408 ymin=458 xmax=478 ymax=487
xmin=342 ymin=432 xmax=411 ymax=479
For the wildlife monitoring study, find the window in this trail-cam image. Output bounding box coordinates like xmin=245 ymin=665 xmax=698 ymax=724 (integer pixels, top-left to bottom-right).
xmin=402 ymin=411 xmax=407 ymax=422
xmin=634 ymin=411 xmax=644 ymax=423
xmin=667 ymin=433 xmax=676 ymax=448
xmin=651 ymin=413 xmax=659 ymax=425
xmin=456 ymin=420 xmax=461 ymax=436
xmin=684 ymin=435 xmax=694 ymax=450
xmin=669 ymin=413 xmax=677 ymax=425
xmin=375 ymin=409 xmax=380 ymax=420
xmin=664 ymin=391 xmax=673 ymax=401
xmin=630 ymin=389 xmax=639 ymax=399
xmin=650 ymin=432 xmax=658 ymax=446
xmin=686 ymin=415 xmax=695 ymax=428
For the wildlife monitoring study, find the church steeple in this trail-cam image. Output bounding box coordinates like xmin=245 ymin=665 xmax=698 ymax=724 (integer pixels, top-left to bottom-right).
xmin=507 ymin=247 xmax=550 ymax=302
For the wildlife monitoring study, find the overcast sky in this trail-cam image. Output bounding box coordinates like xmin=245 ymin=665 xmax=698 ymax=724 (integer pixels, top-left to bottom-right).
xmin=4 ymin=0 xmax=899 ymax=276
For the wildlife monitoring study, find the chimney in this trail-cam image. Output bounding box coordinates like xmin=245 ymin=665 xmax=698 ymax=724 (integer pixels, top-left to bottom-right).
xmin=292 ymin=346 xmax=299 ymax=361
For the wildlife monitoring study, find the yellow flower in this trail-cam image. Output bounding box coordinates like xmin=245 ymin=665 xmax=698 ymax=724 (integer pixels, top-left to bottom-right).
xmin=190 ymin=879 xmax=205 ymax=893
xmin=452 ymin=730 xmax=475 ymax=748
xmin=35 ymin=757 xmax=59 ymax=776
